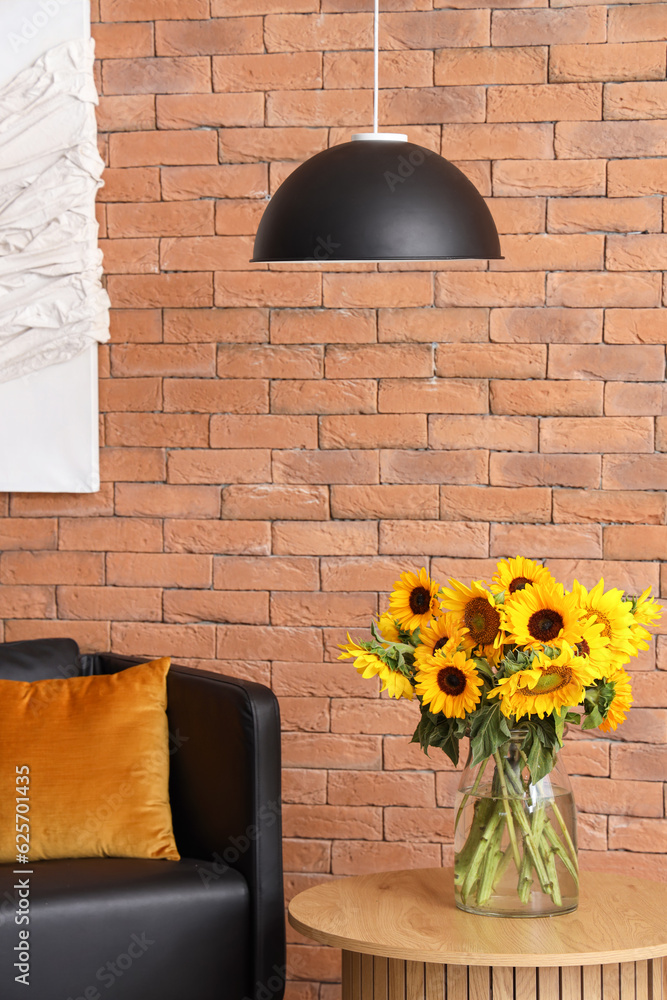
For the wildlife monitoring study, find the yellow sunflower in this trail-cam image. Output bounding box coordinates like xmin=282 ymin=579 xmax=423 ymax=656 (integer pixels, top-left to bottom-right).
xmin=626 ymin=587 xmax=663 ymax=654
xmin=598 ymin=665 xmax=633 ymax=732
xmin=490 ymin=556 xmax=555 ymax=597
xmin=488 ymin=646 xmax=597 ymax=721
xmin=389 ymin=568 xmax=440 ymax=632
xmin=440 ymin=579 xmax=505 ymax=650
xmin=414 ymin=612 xmax=471 ymax=666
xmin=415 ymin=650 xmax=483 ymax=719
xmin=376 ymin=612 xmax=401 ymax=644
xmin=572 ymin=579 xmax=637 ymax=663
xmin=504 ymin=580 xmax=585 ymax=650
xmin=574 ymin=615 xmax=613 ymax=674
xmin=337 ymin=636 xmax=413 ymax=700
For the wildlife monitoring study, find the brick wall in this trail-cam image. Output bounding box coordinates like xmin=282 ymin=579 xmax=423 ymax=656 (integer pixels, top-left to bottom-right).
xmin=2 ymin=0 xmax=667 ymax=995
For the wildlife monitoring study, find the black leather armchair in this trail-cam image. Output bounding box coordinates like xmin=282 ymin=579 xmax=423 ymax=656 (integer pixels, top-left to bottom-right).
xmin=0 ymin=638 xmax=286 ymax=1000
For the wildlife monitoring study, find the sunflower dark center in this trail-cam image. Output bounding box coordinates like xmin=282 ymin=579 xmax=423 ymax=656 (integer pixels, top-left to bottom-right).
xmin=433 ymin=636 xmax=449 ymax=652
xmin=437 ymin=666 xmax=467 ymax=696
xmin=464 ymin=597 xmax=501 ymax=645
xmin=528 ymin=608 xmax=564 ymax=641
xmin=509 ymin=576 xmax=531 ymax=593
xmin=409 ymin=586 xmax=431 ymax=615
xmin=577 ymin=639 xmax=590 ymax=656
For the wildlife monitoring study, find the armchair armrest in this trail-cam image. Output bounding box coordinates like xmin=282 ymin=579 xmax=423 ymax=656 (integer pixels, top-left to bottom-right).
xmin=98 ymin=655 xmax=286 ymax=1000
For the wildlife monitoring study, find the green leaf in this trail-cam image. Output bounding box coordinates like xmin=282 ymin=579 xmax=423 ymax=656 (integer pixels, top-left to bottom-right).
xmin=526 ymin=731 xmax=555 ymax=784
xmin=469 ymin=703 xmax=511 ymax=765
xmin=564 ymin=711 xmax=582 ymax=726
xmin=472 ymin=657 xmax=496 ymax=683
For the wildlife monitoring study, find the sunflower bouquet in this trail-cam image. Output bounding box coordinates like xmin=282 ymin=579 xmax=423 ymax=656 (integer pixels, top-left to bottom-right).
xmin=338 ymin=558 xmax=662 ymax=916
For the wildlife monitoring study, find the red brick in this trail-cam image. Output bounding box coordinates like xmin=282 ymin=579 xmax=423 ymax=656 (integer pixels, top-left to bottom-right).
xmin=110 ymin=130 xmax=218 ymax=167
xmin=378 ymin=308 xmax=488 ymax=344
xmin=572 ymin=776 xmax=663 ymax=817
xmin=607 ymin=235 xmax=667 ymax=272
xmin=436 ymin=272 xmax=545 ymax=307
xmin=379 ymin=378 xmax=487 ymax=415
xmin=107 ymin=273 xmax=213 ymax=309
xmin=92 ymin=21 xmax=154 ymax=58
xmin=379 ymin=521 xmax=488 ymax=557
xmin=485 ymin=197 xmax=546 ymax=236
xmin=106 ymin=413 xmax=209 ymax=448
xmin=164 ymin=308 xmax=268 ymax=344
xmin=492 ymin=8 xmax=606 ymax=46
xmin=491 ymin=380 xmax=602 ymax=416
xmin=608 ymin=5 xmax=667 ymax=43
xmin=217 ymin=625 xmax=322 ymax=662
xmin=219 ymin=127 xmax=328 ymax=163
xmin=164 ymin=166 xmax=266 ymax=202
xmin=0 ymin=586 xmax=55 ymax=620
xmin=272 ymin=592 xmax=376 ymax=627
xmin=605 ymin=526 xmax=667 ymax=561
xmin=216 ymin=272 xmax=322 ymax=309
xmin=221 ymin=485 xmax=329 ymax=520
xmin=331 ymin=485 xmax=439 ymax=520
xmin=107 ymin=553 xmax=211 ymax=588
xmin=605 ymin=382 xmax=664 ymax=416
xmin=164 ymin=589 xmax=269 ymax=625
xmin=282 ymin=772 xmax=327 ymax=804
xmin=381 ymin=10 xmax=490 ymax=49
xmin=101 ymin=0 xmax=209 ymax=17
xmin=325 ymin=50 xmax=432 ymax=90
xmin=116 ymin=484 xmax=220 ymax=518
xmin=216 ymin=200 xmax=266 ymax=236
xmin=109 ymin=309 xmax=162 ymax=344
xmin=323 ymin=274 xmax=433 ymax=309
xmin=556 ymin=121 xmax=667 ymax=159
xmin=99 ymin=167 xmax=161 ymax=203
xmin=211 ymin=415 xmax=317 ymax=449
xmin=273 ymin=449 xmax=379 ymax=485
xmin=603 ymin=455 xmax=667 ymax=491
xmin=214 ymin=52 xmax=321 ymax=91
xmin=97 ymin=95 xmax=155 ymax=132
xmin=493 ymin=159 xmax=606 ymax=197
xmin=330 ymin=770 xmax=434 ymax=808
xmin=380 ymin=449 xmax=489 ymax=485
xmin=272 ymin=379 xmax=376 ymax=415
xmin=273 ymin=521 xmax=377 ymax=556
xmin=436 ymin=343 xmax=545 ymax=378
xmin=325 ymin=345 xmax=432 ymax=379
xmin=608 ymin=159 xmax=667 ymax=197
xmin=488 ymin=83 xmax=601 ymax=122
xmin=440 ymin=486 xmax=551 ymax=522
xmin=100 ymin=238 xmax=159 ymax=275
xmin=611 ymin=743 xmax=667 ymax=781
xmin=430 ymin=415 xmax=538 ymax=451
xmin=491 ymin=233 xmax=604 ymax=271
xmin=100 ymin=448 xmax=166 ymax=483
xmin=264 ymin=13 xmax=372 ymax=52
xmin=214 ymin=556 xmax=319 ymax=591
xmin=271 ymin=309 xmax=375 ymax=345
xmin=549 ymin=344 xmax=665 ymax=381
xmin=164 ymin=520 xmax=270 ymax=555
xmin=103 ymin=57 xmax=211 ymax=95
xmin=113 ymin=622 xmax=216 ymax=660
xmin=547 ymin=272 xmax=661 ymax=308
xmin=444 ymin=124 xmax=554 ymax=162
xmin=0 ymin=553 xmax=104 ymax=587
xmin=10 ymin=486 xmax=114 ymax=518
xmin=542 ymin=417 xmax=653 ymax=454
xmin=605 ymin=82 xmax=667 ymax=122
xmin=112 ymin=345 xmax=216 ymax=378
xmin=550 ymin=42 xmax=666 ymax=83
xmin=6 ymin=620 xmax=110 ymax=653
xmin=548 ymin=197 xmax=662 ymax=235
xmin=218 ymin=345 xmax=323 ymax=379
xmin=283 ymin=805 xmax=382 ymax=840
xmin=385 ymin=807 xmax=454 ymax=842
xmin=157 ymin=93 xmax=263 ymax=129
xmin=436 ymin=46 xmax=546 ymax=86
xmin=164 ymin=378 xmax=268 ymax=414
xmin=554 ymin=489 xmax=665 ymax=524
xmin=492 ymin=523 xmax=602 ymax=559
xmin=490 ymin=308 xmax=602 ymax=344
xmin=59 ymin=517 xmax=162 ymax=552
xmin=167 ymin=449 xmax=271 ymax=485
xmin=273 ymin=660 xmax=377 ymax=699
xmin=604 ymin=309 xmax=667 ymax=344
xmin=319 ymin=415 xmax=427 ymax=450
xmin=156 ymin=17 xmax=263 ymax=55
xmin=107 ymin=201 xmax=213 ymax=239
xmin=283 ymin=839 xmax=330 ymax=873
xmin=331 ymin=841 xmax=440 ymax=876
xmin=58 ymin=586 xmax=161 ymax=621
xmin=561 ymin=740 xmax=609 ymax=778
xmin=319 ymin=557 xmax=423 ymax=593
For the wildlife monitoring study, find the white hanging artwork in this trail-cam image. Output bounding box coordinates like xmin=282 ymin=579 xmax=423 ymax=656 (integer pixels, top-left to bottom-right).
xmin=0 ymin=0 xmax=109 ymax=493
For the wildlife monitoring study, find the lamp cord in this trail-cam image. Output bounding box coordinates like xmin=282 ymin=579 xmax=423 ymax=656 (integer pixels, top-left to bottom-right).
xmin=373 ymin=0 xmax=379 ymax=133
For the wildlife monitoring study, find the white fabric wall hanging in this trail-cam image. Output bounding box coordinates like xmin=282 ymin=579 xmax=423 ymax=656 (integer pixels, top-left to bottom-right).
xmin=0 ymin=0 xmax=109 ymax=493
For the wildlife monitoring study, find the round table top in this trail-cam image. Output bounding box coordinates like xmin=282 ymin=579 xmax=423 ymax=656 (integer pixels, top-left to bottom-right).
xmin=288 ymin=868 xmax=667 ymax=968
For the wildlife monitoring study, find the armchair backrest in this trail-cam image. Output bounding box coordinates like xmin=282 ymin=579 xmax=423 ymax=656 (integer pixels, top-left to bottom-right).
xmin=0 ymin=637 xmax=85 ymax=681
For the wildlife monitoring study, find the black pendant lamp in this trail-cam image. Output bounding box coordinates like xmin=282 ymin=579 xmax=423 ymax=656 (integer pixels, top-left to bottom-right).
xmin=252 ymin=1 xmax=502 ymax=263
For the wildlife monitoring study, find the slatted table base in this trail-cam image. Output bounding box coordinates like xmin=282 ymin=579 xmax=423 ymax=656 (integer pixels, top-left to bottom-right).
xmin=342 ymin=953 xmax=665 ymax=1000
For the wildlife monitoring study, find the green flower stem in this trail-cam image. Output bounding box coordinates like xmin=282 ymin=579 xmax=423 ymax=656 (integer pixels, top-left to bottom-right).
xmin=531 ymin=800 xmax=546 ymax=841
xmin=461 ymin=802 xmax=503 ymax=903
xmin=508 ymin=799 xmax=551 ymax=893
xmin=492 ymin=842 xmax=514 ymax=893
xmin=552 ymin=800 xmax=578 ymax=872
xmin=517 ymin=842 xmax=533 ymax=904
xmin=477 ymin=816 xmax=506 ymax=905
xmin=544 ymin=821 xmax=579 ymax=884
xmin=454 ymin=755 xmax=489 ymax=836
xmin=543 ymin=846 xmax=562 ymax=907
xmin=455 ymin=796 xmax=495 ymax=885
xmin=493 ymin=751 xmax=522 ymax=871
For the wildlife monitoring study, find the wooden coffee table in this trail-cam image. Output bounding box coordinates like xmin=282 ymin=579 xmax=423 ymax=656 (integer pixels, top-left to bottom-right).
xmin=288 ymin=867 xmax=667 ymax=999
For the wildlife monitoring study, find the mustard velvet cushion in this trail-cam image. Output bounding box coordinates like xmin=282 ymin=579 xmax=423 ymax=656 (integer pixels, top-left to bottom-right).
xmin=0 ymin=658 xmax=180 ymax=863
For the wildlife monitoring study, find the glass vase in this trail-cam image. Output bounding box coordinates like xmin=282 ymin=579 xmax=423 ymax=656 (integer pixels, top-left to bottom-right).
xmin=454 ymin=732 xmax=578 ymax=917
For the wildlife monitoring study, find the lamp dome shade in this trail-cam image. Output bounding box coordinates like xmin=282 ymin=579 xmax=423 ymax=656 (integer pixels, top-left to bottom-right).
xmin=252 ymin=138 xmax=502 ymax=262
